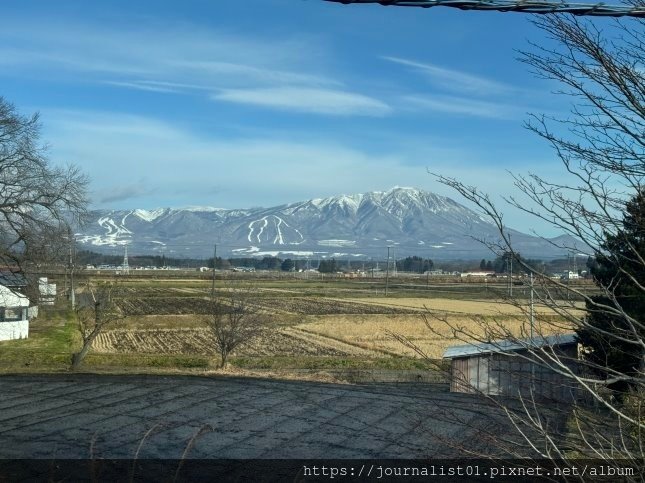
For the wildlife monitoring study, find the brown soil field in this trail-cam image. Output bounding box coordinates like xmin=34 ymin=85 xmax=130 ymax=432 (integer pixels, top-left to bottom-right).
xmin=120 ymin=314 xmax=211 ymax=329
xmin=115 ymin=287 xmax=204 ymax=297
xmin=115 ymin=293 xmax=421 ymax=317
xmin=116 ymin=297 xmax=212 ymax=316
xmin=250 ymin=296 xmax=417 ymax=315
xmin=92 ymin=327 xmax=381 ymax=358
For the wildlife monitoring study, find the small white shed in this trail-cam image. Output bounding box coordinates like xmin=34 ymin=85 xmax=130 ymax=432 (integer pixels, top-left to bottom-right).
xmin=39 ymin=277 xmax=57 ymax=305
xmin=0 ymin=284 xmax=30 ymax=341
xmin=443 ymin=334 xmax=579 ymax=402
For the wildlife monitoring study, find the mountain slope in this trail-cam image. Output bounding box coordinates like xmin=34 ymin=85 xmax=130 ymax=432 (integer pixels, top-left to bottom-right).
xmin=77 ymin=187 xmax=577 ymax=259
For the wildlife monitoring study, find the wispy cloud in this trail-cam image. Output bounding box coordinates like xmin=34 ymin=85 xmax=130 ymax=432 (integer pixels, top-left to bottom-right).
xmin=0 ymin=18 xmax=397 ymax=117
xmin=402 ymin=95 xmax=522 ymax=120
xmin=102 ymin=81 xmax=181 ymax=94
xmin=98 ymin=182 xmax=154 ymax=203
xmin=0 ymin=18 xmax=364 ymax=112
xmin=41 ymin=109 xmax=494 ymax=210
xmin=171 ymin=60 xmax=339 ymax=89
xmin=213 ymin=87 xmax=392 ymax=116
xmin=383 ymin=56 xmax=514 ymax=96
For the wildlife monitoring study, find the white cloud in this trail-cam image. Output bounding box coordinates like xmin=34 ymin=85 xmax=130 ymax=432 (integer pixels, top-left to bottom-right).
xmin=171 ymin=60 xmax=339 ymax=89
xmin=383 ymin=56 xmax=514 ymax=96
xmin=42 ymin=109 xmax=537 ymax=220
xmin=0 ymin=18 xmax=398 ymax=117
xmin=402 ymin=95 xmax=522 ymax=120
xmin=0 ymin=18 xmax=338 ymax=94
xmin=213 ymin=87 xmax=392 ymax=116
xmin=101 ymin=81 xmax=181 ymax=94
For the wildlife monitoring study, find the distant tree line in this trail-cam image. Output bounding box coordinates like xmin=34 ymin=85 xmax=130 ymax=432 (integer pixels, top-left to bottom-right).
xmin=396 ymin=256 xmax=434 ymax=273
xmin=75 ymin=249 xmax=592 ymax=276
xmin=76 ymin=250 xmax=205 ymax=269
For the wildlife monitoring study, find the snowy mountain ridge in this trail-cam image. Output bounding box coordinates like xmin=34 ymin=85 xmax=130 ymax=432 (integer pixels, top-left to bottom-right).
xmin=76 ymin=187 xmax=573 ymax=259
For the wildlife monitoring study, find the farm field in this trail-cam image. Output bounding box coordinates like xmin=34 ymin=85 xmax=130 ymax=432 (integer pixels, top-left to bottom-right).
xmin=0 ymin=275 xmax=577 ymax=375
xmin=91 ymin=279 xmax=575 ymax=369
xmin=338 ymin=297 xmax=585 ymax=315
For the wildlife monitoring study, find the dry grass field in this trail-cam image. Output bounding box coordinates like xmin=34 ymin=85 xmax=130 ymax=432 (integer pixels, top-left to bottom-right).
xmin=0 ymin=276 xmax=583 ymax=375
xmin=87 ymin=291 xmax=576 ymax=364
xmin=339 ymin=297 xmax=584 ymax=316
xmin=296 ymin=313 xmax=572 ymax=360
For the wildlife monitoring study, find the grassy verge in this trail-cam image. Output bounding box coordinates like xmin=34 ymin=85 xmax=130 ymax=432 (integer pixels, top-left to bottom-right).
xmin=83 ymin=353 xmax=210 ymax=369
xmin=0 ymin=304 xmax=78 ymax=371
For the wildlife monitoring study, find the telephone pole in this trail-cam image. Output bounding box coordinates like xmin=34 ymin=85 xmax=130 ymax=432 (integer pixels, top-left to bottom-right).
xmin=508 ymin=234 xmax=513 ymax=298
xmin=69 ymin=229 xmax=76 ymax=308
xmin=509 ymin=253 xmax=513 ymax=298
xmin=211 ymin=244 xmax=217 ymax=297
xmin=529 ymin=272 xmax=535 ymax=339
xmin=385 ymin=246 xmax=391 ymax=296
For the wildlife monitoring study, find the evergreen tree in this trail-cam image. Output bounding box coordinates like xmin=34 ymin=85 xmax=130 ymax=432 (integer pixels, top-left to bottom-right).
xmin=480 ymin=259 xmax=487 ymax=270
xmin=579 ymin=191 xmax=645 ymax=395
xmin=318 ymin=258 xmax=338 ymax=273
xmin=258 ymin=256 xmax=281 ymax=270
xmin=281 ymin=259 xmax=295 ymax=272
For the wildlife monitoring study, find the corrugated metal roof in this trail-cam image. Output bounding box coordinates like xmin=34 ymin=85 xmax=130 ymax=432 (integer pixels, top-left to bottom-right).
xmin=443 ymin=333 xmax=577 ymax=359
xmin=0 ymin=271 xmax=28 ymax=287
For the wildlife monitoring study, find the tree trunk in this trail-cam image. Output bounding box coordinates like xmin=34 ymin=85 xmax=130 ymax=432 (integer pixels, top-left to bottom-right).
xmin=71 ymin=330 xmax=99 ymax=370
xmin=220 ymin=351 xmax=228 ymax=369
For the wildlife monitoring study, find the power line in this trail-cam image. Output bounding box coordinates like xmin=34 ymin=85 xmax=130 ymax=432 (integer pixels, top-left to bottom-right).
xmin=325 ymin=0 xmax=645 ymax=17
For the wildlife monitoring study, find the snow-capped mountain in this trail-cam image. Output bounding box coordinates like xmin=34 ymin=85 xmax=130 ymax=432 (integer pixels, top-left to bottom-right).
xmin=76 ymin=187 xmax=574 ymax=259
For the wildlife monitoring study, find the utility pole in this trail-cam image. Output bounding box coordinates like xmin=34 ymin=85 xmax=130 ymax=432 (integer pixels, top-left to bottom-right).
xmin=385 ymin=246 xmax=391 ymax=296
xmin=509 ymin=253 xmax=513 ymax=298
xmin=529 ymin=272 xmax=535 ymax=340
xmin=211 ymin=244 xmax=217 ymax=297
xmin=506 ymin=255 xmax=510 ymax=297
xmin=508 ymin=233 xmax=513 ymax=298
xmin=529 ymin=271 xmax=536 ymax=384
xmin=69 ymin=229 xmax=75 ymax=308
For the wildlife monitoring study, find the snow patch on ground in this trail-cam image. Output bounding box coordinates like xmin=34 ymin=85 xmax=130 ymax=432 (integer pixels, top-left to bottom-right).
xmin=182 ymin=206 xmax=223 ymax=212
xmin=133 ymin=209 xmax=167 ymax=222
xmin=247 ymin=215 xmax=304 ymax=245
xmin=317 ymin=240 xmax=356 ymax=247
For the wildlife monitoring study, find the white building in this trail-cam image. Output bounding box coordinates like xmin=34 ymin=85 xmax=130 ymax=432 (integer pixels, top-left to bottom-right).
xmin=39 ymin=277 xmax=57 ymax=305
xmin=460 ymin=271 xmax=495 ymax=278
xmin=561 ymin=271 xmax=580 ymax=280
xmin=0 ymin=284 xmax=30 ymax=341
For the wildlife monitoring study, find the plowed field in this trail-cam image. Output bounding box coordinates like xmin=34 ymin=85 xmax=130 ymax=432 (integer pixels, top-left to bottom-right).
xmin=93 ymin=328 xmax=382 ymax=357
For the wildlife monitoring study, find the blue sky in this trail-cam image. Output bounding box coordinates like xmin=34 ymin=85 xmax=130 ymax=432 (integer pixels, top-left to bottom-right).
xmin=0 ymin=0 xmax=606 ymax=235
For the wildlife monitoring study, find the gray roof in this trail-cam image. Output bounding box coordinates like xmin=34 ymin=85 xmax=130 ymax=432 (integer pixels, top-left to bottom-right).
xmin=0 ymin=271 xmax=28 ymax=288
xmin=443 ymin=333 xmax=577 ymax=359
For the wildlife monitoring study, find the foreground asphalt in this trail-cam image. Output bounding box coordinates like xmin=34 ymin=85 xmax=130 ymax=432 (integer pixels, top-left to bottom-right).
xmin=0 ymin=374 xmax=505 ymax=459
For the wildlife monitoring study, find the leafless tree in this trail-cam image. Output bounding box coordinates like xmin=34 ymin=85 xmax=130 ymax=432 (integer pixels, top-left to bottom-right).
xmin=404 ymin=10 xmax=644 ymax=470
xmin=0 ymin=96 xmax=88 ymax=300
xmin=208 ymin=285 xmax=267 ymax=368
xmin=72 ymin=282 xmax=124 ymax=369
